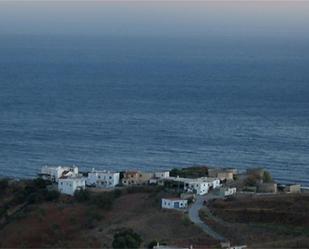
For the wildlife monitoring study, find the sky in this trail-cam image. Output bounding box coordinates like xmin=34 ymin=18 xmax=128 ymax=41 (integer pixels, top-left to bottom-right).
xmin=0 ymin=1 xmax=309 ymax=39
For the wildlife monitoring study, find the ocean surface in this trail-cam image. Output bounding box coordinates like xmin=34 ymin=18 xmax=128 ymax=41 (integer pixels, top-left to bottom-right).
xmin=0 ymin=35 xmax=309 ymax=185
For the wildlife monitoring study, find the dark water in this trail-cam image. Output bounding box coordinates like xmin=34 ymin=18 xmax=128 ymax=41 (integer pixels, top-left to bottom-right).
xmin=0 ymin=35 xmax=309 ymax=185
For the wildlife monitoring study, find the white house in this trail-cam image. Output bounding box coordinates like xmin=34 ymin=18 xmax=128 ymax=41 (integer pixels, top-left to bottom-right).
xmin=154 ymin=171 xmax=170 ymax=179
xmin=86 ymin=169 xmax=120 ymax=188
xmin=58 ymin=176 xmax=86 ymax=196
xmin=161 ymin=198 xmax=188 ymax=209
xmin=206 ymin=178 xmax=221 ymax=189
xmin=219 ymin=187 xmax=237 ymax=197
xmin=184 ymin=180 xmax=210 ymax=195
xmin=40 ymin=165 xmax=79 ymax=182
xmin=164 ymin=176 xmax=221 ymax=195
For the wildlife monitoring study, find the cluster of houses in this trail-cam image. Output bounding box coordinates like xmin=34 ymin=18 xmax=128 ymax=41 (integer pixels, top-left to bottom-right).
xmin=39 ymin=165 xmax=238 ymax=210
xmin=40 ymin=165 xmax=172 ymax=196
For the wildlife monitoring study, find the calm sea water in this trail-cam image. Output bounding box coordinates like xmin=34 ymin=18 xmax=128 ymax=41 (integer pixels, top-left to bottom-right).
xmin=0 ymin=35 xmax=308 ymax=185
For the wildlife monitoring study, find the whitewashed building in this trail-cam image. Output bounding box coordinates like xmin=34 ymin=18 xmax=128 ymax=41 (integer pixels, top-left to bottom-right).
xmin=161 ymin=198 xmax=188 ymax=209
xmin=207 ymin=178 xmax=221 ymax=189
xmin=40 ymin=165 xmax=79 ymax=182
xmin=164 ymin=176 xmax=221 ymax=195
xmin=219 ymin=187 xmax=237 ymax=197
xmin=86 ymin=169 xmax=120 ymax=188
xmin=184 ymin=180 xmax=211 ymax=195
xmin=58 ymin=176 xmax=86 ymax=196
xmin=154 ymin=171 xmax=170 ymax=179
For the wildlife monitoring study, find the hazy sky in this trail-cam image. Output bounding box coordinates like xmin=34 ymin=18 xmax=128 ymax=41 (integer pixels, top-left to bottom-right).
xmin=0 ymin=1 xmax=309 ymax=38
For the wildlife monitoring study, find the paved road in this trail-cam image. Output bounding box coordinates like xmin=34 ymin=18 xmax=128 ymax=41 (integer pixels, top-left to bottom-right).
xmin=188 ymin=193 xmax=226 ymax=241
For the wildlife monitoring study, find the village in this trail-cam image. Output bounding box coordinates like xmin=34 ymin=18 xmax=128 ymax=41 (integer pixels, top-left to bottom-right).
xmin=36 ymin=164 xmax=304 ymax=249
xmin=39 ymin=164 xmax=302 ymax=200
xmin=0 ymin=164 xmax=307 ymax=249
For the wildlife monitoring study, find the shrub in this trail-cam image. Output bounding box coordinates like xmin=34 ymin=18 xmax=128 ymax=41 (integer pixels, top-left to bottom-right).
xmin=170 ymin=167 xmax=208 ymax=178
xmin=0 ymin=206 xmax=7 ymax=217
xmin=74 ymin=189 xmax=90 ymax=202
xmin=91 ymin=192 xmax=114 ymax=210
xmin=245 ymin=175 xmax=260 ymax=187
xmin=263 ymin=171 xmax=272 ymax=183
xmin=45 ymin=190 xmax=60 ymax=201
xmin=33 ymin=178 xmax=49 ymax=189
xmin=112 ymin=228 xmax=142 ymax=249
xmin=0 ymin=179 xmax=9 ymax=195
xmin=181 ymin=215 xmax=192 ymax=226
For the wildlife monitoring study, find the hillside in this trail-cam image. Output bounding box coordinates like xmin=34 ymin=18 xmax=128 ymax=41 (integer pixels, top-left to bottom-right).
xmin=202 ymin=194 xmax=309 ymax=248
xmin=0 ymin=179 xmax=217 ymax=248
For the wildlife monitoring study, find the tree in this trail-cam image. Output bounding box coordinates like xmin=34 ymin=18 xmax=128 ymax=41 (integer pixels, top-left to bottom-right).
xmin=263 ymin=171 xmax=272 ymax=183
xmin=112 ymin=228 xmax=142 ymax=249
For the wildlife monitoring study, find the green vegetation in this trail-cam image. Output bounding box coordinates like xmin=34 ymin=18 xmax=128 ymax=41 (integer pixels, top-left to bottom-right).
xmin=74 ymin=189 xmax=124 ymax=210
xmin=244 ymin=170 xmax=273 ymax=187
xmin=263 ymin=171 xmax=272 ymax=183
xmin=170 ymin=166 xmax=208 ymax=178
xmin=0 ymin=178 xmax=9 ymax=196
xmin=112 ymin=228 xmax=142 ymax=249
xmin=74 ymin=189 xmax=91 ymax=202
xmin=181 ymin=215 xmax=192 ymax=226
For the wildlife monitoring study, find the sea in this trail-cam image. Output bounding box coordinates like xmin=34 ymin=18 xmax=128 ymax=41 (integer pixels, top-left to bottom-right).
xmin=0 ymin=34 xmax=309 ymax=185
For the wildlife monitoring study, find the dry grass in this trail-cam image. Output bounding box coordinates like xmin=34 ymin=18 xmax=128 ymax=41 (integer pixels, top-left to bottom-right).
xmin=0 ymin=191 xmax=218 ymax=248
xmin=203 ymin=193 xmax=309 ymax=248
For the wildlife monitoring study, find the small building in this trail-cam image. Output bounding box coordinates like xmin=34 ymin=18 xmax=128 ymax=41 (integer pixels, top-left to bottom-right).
xmin=121 ymin=171 xmax=153 ymax=186
xmin=149 ymin=171 xmax=171 ymax=185
xmin=218 ymin=187 xmax=237 ymax=197
xmin=58 ymin=176 xmax=86 ymax=196
xmin=208 ymin=168 xmax=237 ymax=181
xmin=184 ymin=180 xmax=210 ymax=195
xmin=154 ymin=171 xmax=170 ymax=179
xmin=257 ymin=182 xmax=277 ymax=193
xmin=283 ymin=184 xmax=301 ymax=193
xmin=207 ymin=178 xmax=221 ymax=189
xmin=40 ymin=165 xmax=79 ymax=183
xmin=162 ymin=176 xmax=221 ymax=195
xmin=161 ymin=198 xmax=188 ymax=209
xmin=86 ymin=169 xmax=120 ymax=188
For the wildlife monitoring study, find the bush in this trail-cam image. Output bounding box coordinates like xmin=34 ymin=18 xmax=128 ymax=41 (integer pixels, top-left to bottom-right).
xmin=112 ymin=228 xmax=142 ymax=249
xmin=45 ymin=190 xmax=60 ymax=201
xmin=181 ymin=215 xmax=192 ymax=226
xmin=0 ymin=179 xmax=9 ymax=195
xmin=74 ymin=189 xmax=90 ymax=202
xmin=263 ymin=171 xmax=272 ymax=183
xmin=33 ymin=178 xmax=49 ymax=189
xmin=170 ymin=167 xmax=208 ymax=178
xmin=91 ymin=192 xmax=114 ymax=210
xmin=245 ymin=175 xmax=260 ymax=187
xmin=0 ymin=206 xmax=7 ymax=217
